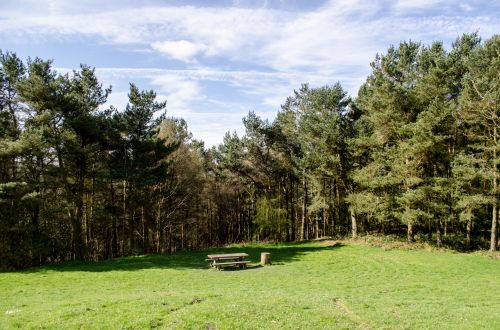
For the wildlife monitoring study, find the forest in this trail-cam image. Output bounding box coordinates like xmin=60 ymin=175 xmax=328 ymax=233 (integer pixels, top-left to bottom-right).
xmin=0 ymin=32 xmax=498 ymax=268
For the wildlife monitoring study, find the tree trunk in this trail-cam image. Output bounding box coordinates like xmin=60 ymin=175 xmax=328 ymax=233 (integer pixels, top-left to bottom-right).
xmin=74 ymin=194 xmax=86 ymax=260
xmin=436 ymin=222 xmax=443 ymax=248
xmin=123 ymin=179 xmax=130 ymax=254
xmin=491 ymin=128 xmax=497 ymax=252
xmin=156 ymin=200 xmax=161 ymax=253
xmin=290 ymin=177 xmax=296 ymax=241
xmin=168 ymin=224 xmax=172 ymax=252
xmin=142 ymin=206 xmax=150 ymax=253
xmin=88 ymin=175 xmax=95 ymax=259
xmin=466 ymin=209 xmax=472 ymax=249
xmin=491 ymin=204 xmax=498 ymax=252
xmin=407 ymin=223 xmax=414 ymax=243
xmin=335 ymin=185 xmax=341 ymax=235
xmin=285 ymin=179 xmax=291 ymax=242
xmin=322 ymin=208 xmax=327 ymax=238
xmin=315 ymin=215 xmax=319 ymax=239
xmin=69 ymin=207 xmax=82 ymax=260
xmin=350 ymin=208 xmax=357 ymax=239
xmin=57 ymin=146 xmax=85 ymax=260
xmin=301 ymin=179 xmax=307 ymax=240
xmin=331 ymin=212 xmax=336 ymax=236
xmin=109 ymin=180 xmax=118 ymax=257
xmin=427 ymin=220 xmax=432 ymax=240
xmin=181 ymin=224 xmax=185 ymax=250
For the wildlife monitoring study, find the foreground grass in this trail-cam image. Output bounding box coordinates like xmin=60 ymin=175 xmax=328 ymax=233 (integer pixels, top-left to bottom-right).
xmin=0 ymin=241 xmax=499 ymax=329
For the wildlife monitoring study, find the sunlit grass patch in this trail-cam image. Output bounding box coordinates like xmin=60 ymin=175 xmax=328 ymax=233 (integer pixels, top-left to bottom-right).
xmin=1 ymin=241 xmax=498 ymax=329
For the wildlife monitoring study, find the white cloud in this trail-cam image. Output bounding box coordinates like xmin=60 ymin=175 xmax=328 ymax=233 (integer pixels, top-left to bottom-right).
xmin=3 ymin=0 xmax=499 ymax=146
xmin=88 ymin=66 xmax=366 ymax=146
xmin=1 ymin=1 xmax=498 ymax=73
xmin=151 ymin=40 xmax=204 ymax=62
xmin=148 ymin=75 xmax=203 ymax=118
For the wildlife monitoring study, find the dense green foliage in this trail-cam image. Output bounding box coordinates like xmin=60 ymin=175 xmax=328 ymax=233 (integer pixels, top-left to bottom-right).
xmin=213 ymin=33 xmax=498 ymax=252
xmin=1 ymin=241 xmax=499 ymax=329
xmin=0 ymin=33 xmax=498 ymax=268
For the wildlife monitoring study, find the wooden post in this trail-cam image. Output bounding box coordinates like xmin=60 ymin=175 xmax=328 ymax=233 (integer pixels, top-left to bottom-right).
xmin=261 ymin=252 xmax=271 ymax=266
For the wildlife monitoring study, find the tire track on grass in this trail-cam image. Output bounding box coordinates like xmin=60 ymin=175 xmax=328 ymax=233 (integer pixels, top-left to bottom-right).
xmin=334 ymin=298 xmax=372 ymax=330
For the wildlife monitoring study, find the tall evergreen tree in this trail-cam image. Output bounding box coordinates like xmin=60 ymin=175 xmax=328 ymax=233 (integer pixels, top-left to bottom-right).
xmin=459 ymin=35 xmax=500 ymax=251
xmin=17 ymin=61 xmax=111 ymax=260
xmin=351 ymin=41 xmax=423 ymax=239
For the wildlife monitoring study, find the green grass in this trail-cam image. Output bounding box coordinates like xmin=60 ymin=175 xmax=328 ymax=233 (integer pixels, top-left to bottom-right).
xmin=1 ymin=241 xmax=499 ymax=329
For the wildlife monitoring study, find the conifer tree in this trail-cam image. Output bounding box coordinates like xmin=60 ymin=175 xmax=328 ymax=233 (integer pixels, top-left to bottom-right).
xmin=459 ymin=35 xmax=500 ymax=251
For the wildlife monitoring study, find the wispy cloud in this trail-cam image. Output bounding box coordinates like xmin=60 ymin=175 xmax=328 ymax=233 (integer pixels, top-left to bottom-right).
xmin=2 ymin=0 xmax=499 ymax=146
xmin=2 ymin=1 xmax=497 ymax=69
xmin=393 ymin=0 xmax=443 ymax=11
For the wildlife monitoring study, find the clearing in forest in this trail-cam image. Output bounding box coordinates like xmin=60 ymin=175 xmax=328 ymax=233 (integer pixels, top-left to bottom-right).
xmin=0 ymin=241 xmax=499 ymax=329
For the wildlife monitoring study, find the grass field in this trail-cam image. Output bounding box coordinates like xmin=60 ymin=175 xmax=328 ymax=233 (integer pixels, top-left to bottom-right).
xmin=0 ymin=241 xmax=499 ymax=329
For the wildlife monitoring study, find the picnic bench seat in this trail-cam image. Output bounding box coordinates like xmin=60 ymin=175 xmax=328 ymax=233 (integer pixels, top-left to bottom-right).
xmin=212 ymin=260 xmax=249 ymax=269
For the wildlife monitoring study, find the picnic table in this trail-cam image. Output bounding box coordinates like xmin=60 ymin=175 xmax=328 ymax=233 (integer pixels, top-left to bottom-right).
xmin=206 ymin=253 xmax=249 ymax=270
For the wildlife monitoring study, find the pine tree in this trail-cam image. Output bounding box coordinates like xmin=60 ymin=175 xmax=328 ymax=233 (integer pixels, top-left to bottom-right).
xmin=17 ymin=61 xmax=111 ymax=260
xmin=351 ymin=41 xmax=422 ymax=238
xmin=459 ymin=35 xmax=500 ymax=251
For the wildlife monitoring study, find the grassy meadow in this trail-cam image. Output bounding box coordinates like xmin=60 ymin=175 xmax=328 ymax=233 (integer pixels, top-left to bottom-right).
xmin=0 ymin=241 xmax=499 ymax=329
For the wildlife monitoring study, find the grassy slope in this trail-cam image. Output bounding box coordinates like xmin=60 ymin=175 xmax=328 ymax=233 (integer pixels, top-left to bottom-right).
xmin=0 ymin=241 xmax=499 ymax=329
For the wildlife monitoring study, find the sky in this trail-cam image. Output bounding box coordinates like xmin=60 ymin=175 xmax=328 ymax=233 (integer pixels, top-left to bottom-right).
xmin=0 ymin=0 xmax=498 ymax=147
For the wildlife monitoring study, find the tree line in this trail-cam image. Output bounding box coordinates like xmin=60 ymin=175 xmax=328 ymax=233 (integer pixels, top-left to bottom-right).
xmin=0 ymin=32 xmax=498 ymax=268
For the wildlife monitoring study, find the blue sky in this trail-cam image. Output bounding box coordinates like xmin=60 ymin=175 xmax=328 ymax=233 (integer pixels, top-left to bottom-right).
xmin=0 ymin=0 xmax=498 ymax=146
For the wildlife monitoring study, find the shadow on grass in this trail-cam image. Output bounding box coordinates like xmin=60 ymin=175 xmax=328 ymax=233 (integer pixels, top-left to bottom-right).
xmin=12 ymin=241 xmax=345 ymax=273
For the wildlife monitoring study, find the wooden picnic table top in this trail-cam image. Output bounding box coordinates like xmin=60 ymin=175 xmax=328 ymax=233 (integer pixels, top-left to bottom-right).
xmin=207 ymin=253 xmax=249 ymax=259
